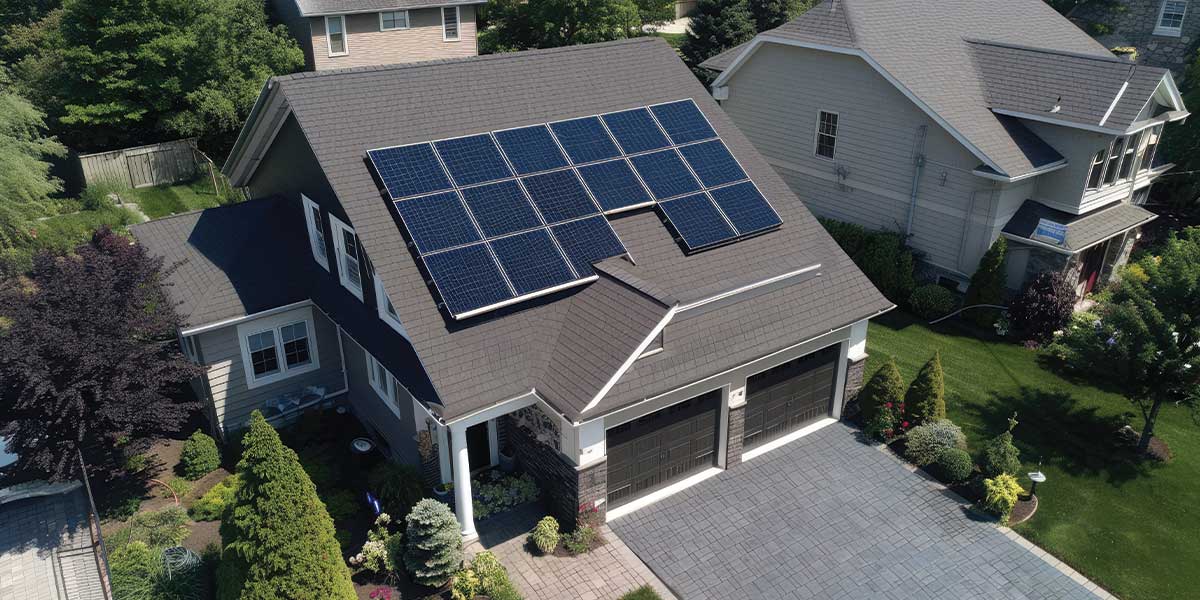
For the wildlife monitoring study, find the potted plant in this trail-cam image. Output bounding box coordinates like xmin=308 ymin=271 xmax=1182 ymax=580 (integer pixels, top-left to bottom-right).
xmin=498 ymin=443 xmax=516 ymax=473
xmin=433 ymin=481 xmax=452 ymax=500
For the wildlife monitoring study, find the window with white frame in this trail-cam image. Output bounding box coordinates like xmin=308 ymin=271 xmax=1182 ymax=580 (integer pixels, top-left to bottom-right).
xmin=442 ymin=6 xmax=460 ymax=41
xmin=380 ymin=10 xmax=408 ymax=30
xmin=1139 ymin=125 xmax=1163 ymax=172
xmin=1085 ymin=148 xmax=1106 ymax=190
xmin=326 ymin=15 xmax=348 ymax=56
xmin=237 ymin=309 xmax=320 ymax=388
xmin=365 ymin=350 xmax=407 ymax=419
xmin=330 ymin=215 xmax=364 ymax=300
xmin=1117 ymin=131 xmax=1142 ymax=180
xmin=1102 ymin=137 xmax=1126 ymax=186
xmin=302 ymin=195 xmax=329 ymax=271
xmin=815 ymin=111 xmax=838 ymax=159
xmin=374 ymin=277 xmax=409 ymax=337
xmin=1156 ymin=1 xmax=1187 ymax=36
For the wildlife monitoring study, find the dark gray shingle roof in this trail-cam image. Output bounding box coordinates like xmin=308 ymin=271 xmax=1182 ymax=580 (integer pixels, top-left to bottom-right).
xmin=292 ymin=0 xmax=483 ymax=16
xmin=1002 ymin=199 xmax=1156 ymax=253
xmin=240 ymin=38 xmax=890 ymax=420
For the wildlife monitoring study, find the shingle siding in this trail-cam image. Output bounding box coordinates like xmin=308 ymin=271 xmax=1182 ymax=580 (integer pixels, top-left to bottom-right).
xmin=309 ymin=6 xmax=477 ymax=71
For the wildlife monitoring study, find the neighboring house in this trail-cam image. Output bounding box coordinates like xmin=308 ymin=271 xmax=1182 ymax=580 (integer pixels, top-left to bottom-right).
xmin=702 ymin=0 xmax=1189 ymax=297
xmin=270 ymin=0 xmax=483 ymax=70
xmin=130 ymin=38 xmax=892 ymax=539
xmin=1071 ymin=0 xmax=1198 ymax=74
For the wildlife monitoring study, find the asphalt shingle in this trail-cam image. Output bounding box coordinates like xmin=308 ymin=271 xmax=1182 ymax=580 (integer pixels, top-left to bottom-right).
xmin=1002 ymin=199 xmax=1156 ymax=253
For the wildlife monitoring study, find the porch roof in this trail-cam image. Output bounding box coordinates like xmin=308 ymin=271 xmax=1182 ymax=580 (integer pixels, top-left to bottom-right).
xmin=1001 ymin=199 xmax=1156 ymax=254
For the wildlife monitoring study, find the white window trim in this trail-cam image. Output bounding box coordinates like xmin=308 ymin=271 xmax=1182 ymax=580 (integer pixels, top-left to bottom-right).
xmin=379 ymin=10 xmax=409 ymax=31
xmin=325 ymin=15 xmax=348 ymax=56
xmin=329 ymin=214 xmax=365 ymax=301
xmin=442 ymin=6 xmax=460 ymax=42
xmin=1155 ymin=1 xmax=1187 ymax=37
xmin=302 ymin=195 xmax=330 ymax=271
xmin=236 ymin=308 xmax=321 ymax=389
xmin=374 ymin=277 xmax=409 ymax=338
xmin=813 ymin=110 xmax=838 ymax=161
xmin=365 ymin=350 xmax=407 ymax=421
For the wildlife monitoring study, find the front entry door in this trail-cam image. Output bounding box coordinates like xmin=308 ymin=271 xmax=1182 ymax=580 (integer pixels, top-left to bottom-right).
xmin=466 ymin=422 xmax=491 ymax=472
xmin=1076 ymin=241 xmax=1108 ymax=297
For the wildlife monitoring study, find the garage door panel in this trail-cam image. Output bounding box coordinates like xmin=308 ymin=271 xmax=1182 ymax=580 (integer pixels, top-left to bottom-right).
xmin=743 ymin=346 xmax=839 ymax=449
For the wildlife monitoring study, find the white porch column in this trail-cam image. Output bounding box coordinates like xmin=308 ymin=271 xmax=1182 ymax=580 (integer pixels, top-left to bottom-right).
xmin=437 ymin=424 xmax=452 ymax=484
xmin=450 ymin=424 xmax=477 ymax=539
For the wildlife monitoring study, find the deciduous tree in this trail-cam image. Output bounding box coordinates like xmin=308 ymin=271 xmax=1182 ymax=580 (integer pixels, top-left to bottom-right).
xmin=479 ymin=0 xmax=652 ymax=54
xmin=0 ymin=65 xmax=65 ymax=256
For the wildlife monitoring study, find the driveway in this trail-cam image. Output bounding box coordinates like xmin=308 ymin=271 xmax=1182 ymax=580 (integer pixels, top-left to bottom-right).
xmin=610 ymin=422 xmax=1108 ymax=600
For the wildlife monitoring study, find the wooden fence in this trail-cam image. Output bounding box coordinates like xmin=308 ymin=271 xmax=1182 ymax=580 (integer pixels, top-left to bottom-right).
xmin=76 ymin=139 xmax=204 ymax=189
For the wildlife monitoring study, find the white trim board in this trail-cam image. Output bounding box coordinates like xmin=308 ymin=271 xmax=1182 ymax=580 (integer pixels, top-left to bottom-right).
xmin=741 ymin=417 xmax=837 ymax=462
xmin=605 ymin=467 xmax=723 ymax=522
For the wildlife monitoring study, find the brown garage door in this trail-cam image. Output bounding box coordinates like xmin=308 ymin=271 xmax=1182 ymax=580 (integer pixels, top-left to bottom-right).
xmin=606 ymin=390 xmax=720 ymax=508
xmin=742 ymin=345 xmax=838 ymax=449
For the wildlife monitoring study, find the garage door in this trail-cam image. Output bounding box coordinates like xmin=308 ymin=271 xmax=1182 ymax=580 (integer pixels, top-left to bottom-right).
xmin=742 ymin=345 xmax=838 ymax=449
xmin=606 ymin=390 xmax=720 ymax=508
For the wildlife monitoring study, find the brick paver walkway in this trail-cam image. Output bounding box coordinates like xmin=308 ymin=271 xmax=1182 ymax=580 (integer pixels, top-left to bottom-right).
xmin=466 ymin=503 xmax=676 ymax=600
xmin=0 ymin=486 xmax=106 ymax=600
xmin=610 ymin=422 xmax=1110 ymax=600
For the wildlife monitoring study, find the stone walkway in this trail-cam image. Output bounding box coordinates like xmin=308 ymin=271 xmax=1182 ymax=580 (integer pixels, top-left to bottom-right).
xmin=0 ymin=486 xmax=106 ymax=600
xmin=466 ymin=503 xmax=676 ymax=600
xmin=611 ymin=422 xmax=1112 ymax=600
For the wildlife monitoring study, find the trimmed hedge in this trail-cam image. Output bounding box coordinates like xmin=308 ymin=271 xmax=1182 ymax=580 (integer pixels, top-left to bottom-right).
xmin=933 ymin=447 xmax=973 ymax=483
xmin=965 ymin=237 xmax=1008 ymax=327
xmin=179 ymin=430 xmax=221 ymax=480
xmin=904 ymin=352 xmax=946 ymax=425
xmin=908 ymin=284 xmax=958 ymax=320
xmin=820 ymin=219 xmax=916 ymax=304
xmin=904 ymin=420 xmax=966 ymax=467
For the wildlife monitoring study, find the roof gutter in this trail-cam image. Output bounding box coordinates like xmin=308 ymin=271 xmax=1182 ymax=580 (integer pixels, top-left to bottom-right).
xmin=972 ymin=158 xmax=1068 ymax=183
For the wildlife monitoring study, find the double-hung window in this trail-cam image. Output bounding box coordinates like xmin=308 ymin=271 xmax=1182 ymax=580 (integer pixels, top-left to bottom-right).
xmin=330 ymin=215 xmax=364 ymax=300
xmin=1139 ymin=125 xmax=1163 ymax=172
xmin=1117 ymin=131 xmax=1142 ymax=181
xmin=442 ymin=6 xmax=460 ymax=41
xmin=366 ymin=350 xmax=407 ymax=419
xmin=815 ymin=110 xmax=838 ymax=159
xmin=380 ymin=10 xmax=409 ymax=30
xmin=1156 ymin=1 xmax=1187 ymax=36
xmin=374 ymin=277 xmax=409 ymax=337
xmin=1085 ymin=148 xmax=1107 ymax=190
xmin=237 ymin=310 xmax=320 ymax=388
xmin=1102 ymin=137 xmax=1126 ymax=186
xmin=302 ymin=195 xmax=329 ymax=271
xmin=326 ymin=15 xmax=348 ymax=56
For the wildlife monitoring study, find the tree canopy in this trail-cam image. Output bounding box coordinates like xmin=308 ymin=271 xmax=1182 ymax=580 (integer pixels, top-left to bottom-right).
xmin=1158 ymin=52 xmax=1200 ymax=207
xmin=680 ymin=0 xmax=756 ymax=75
xmin=747 ymin=0 xmax=815 ymax=33
xmin=2 ymin=0 xmax=304 ymax=156
xmin=0 ymin=227 xmax=203 ymax=482
xmin=479 ymin=0 xmax=671 ymax=54
xmin=0 ymin=65 xmax=65 ymax=252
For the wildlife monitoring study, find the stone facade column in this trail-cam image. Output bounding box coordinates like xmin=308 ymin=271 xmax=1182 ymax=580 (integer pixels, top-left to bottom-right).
xmin=725 ymin=386 xmax=747 ymax=467
xmin=506 ymin=415 xmax=598 ymax=529
xmin=576 ymin=459 xmax=608 ymax=525
xmin=841 ymin=356 xmax=868 ymax=419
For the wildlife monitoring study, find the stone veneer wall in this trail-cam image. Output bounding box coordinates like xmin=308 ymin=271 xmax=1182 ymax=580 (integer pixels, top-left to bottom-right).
xmin=504 ymin=416 xmax=600 ymax=529
xmin=1071 ymin=0 xmax=1199 ymax=75
xmin=1100 ymin=230 xmax=1139 ymax=284
xmin=841 ymin=357 xmax=868 ymax=419
xmin=725 ymin=404 xmax=746 ymax=466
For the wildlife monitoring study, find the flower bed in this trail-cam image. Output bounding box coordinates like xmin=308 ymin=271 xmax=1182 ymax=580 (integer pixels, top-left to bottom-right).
xmin=471 ymin=470 xmax=539 ymax=521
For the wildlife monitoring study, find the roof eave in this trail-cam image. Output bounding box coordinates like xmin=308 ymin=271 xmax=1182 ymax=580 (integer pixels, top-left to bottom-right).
xmin=972 ymin=158 xmax=1068 ymax=182
xmin=300 ymin=0 xmax=485 ymax=17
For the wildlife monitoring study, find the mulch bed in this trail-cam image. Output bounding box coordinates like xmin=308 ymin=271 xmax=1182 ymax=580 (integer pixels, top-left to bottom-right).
xmin=549 ymin=532 xmax=607 ymax=557
xmin=1009 ymin=495 xmax=1038 ymax=526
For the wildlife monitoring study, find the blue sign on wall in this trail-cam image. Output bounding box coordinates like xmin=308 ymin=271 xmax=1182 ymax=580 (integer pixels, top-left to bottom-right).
xmin=1032 ymin=218 xmax=1067 ymax=247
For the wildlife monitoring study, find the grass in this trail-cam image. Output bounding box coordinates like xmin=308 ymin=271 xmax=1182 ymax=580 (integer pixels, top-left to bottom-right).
xmin=654 ymin=32 xmax=686 ymax=49
xmin=32 ymin=204 xmax=138 ymax=252
xmin=866 ymin=311 xmax=1199 ymax=600
xmin=618 ymin=585 xmax=664 ymax=600
xmin=123 ymin=177 xmax=234 ymax=219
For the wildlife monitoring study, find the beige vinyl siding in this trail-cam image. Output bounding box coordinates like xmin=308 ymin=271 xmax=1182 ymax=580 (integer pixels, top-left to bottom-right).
xmin=310 ymin=6 xmax=478 ymax=70
xmin=721 ymin=44 xmax=994 ymax=276
xmin=340 ymin=333 xmax=422 ymax=465
xmin=194 ymin=306 xmax=345 ymax=432
xmin=1023 ymin=121 xmax=1124 ymax=214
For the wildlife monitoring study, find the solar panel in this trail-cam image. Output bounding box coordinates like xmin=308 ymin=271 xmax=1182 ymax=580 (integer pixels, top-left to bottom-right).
xmin=677 ymin=140 xmax=747 ymax=188
xmin=550 ymin=216 xmax=627 ymax=276
xmin=423 ymin=244 xmax=514 ymax=316
xmin=393 ymin=191 xmax=482 ymax=254
xmin=630 ymin=150 xmax=701 ymax=200
xmin=494 ymin=125 xmax=569 ymax=175
xmin=521 ymin=169 xmax=598 ymax=224
xmin=577 ymin=159 xmax=653 ymax=212
xmin=459 ymin=180 xmax=542 ymax=238
xmin=367 ymin=144 xmax=453 ymax=199
xmin=490 ymin=229 xmax=577 ymax=294
xmin=708 ymin=182 xmax=782 ymax=235
xmin=602 ymin=108 xmax=671 ymax=155
xmin=651 ymin=100 xmax=717 ymax=145
xmin=659 ymin=193 xmax=738 ymax=250
xmin=549 ymin=117 xmax=622 ymax=164
xmin=434 ymin=134 xmax=513 ymax=186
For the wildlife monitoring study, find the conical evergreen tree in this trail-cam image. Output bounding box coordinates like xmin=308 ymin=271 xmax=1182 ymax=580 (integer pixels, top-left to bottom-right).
xmin=860 ymin=358 xmax=905 ymax=424
xmin=680 ymin=0 xmax=756 ymax=69
xmin=965 ymin=237 xmax=1008 ymax=328
xmin=217 ymin=411 xmax=355 ymax=600
xmin=904 ymin=352 xmax=945 ymax=425
xmin=404 ymin=498 xmax=463 ymax=587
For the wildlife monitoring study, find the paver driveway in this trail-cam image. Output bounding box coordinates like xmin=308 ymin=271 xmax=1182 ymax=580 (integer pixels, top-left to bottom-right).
xmin=610 ymin=422 xmax=1104 ymax=600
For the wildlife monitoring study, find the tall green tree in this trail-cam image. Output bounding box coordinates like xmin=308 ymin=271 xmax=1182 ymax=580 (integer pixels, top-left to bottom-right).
xmin=218 ymin=411 xmax=355 ymax=600
xmin=965 ymin=237 xmax=1007 ymax=327
xmin=904 ymin=351 xmax=945 ymax=425
xmin=4 ymin=0 xmax=303 ymax=155
xmin=747 ymin=0 xmax=815 ymax=33
xmin=479 ymin=0 xmax=649 ymax=54
xmin=1158 ymin=50 xmax=1200 ymax=207
xmin=680 ymin=0 xmax=755 ymax=71
xmin=1050 ymin=229 xmax=1200 ymax=453
xmin=0 ymin=65 xmax=65 ymax=253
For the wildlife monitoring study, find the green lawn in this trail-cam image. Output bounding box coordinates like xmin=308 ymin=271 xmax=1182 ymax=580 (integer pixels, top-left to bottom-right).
xmin=123 ymin=177 xmax=231 ymax=219
xmin=866 ymin=312 xmax=1198 ymax=600
xmin=33 ymin=205 xmax=138 ymax=253
xmin=654 ymin=32 xmax=686 ymax=49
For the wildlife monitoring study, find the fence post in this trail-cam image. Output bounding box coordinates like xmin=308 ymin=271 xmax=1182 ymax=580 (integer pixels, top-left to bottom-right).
xmin=78 ymin=449 xmax=114 ymax=600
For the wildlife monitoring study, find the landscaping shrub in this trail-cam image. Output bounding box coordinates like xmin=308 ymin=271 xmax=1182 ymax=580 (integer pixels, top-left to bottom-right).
xmin=109 ymin=541 xmax=156 ymax=600
xmin=619 ymin=586 xmax=665 ymax=600
xmin=1008 ymin=271 xmax=1074 ymax=343
xmin=452 ymin=568 xmax=480 ymax=600
xmin=933 ymin=447 xmax=973 ymax=483
xmin=109 ymin=507 xmax=191 ymax=549
xmin=455 ymin=551 xmax=522 ymax=600
xmin=403 ymin=499 xmax=463 ymax=587
xmin=298 ymin=451 xmax=337 ymax=490
xmin=349 ymin=513 xmax=401 ymax=577
xmin=164 ymin=477 xmax=191 ymax=500
xmin=105 ymin=495 xmax=143 ymax=521
xmin=563 ymin=525 xmax=598 ymax=555
xmin=981 ymin=414 xmax=1022 ymax=478
xmin=189 ymin=473 xmax=241 ymax=521
xmin=908 ymin=284 xmax=959 ymax=320
xmin=982 ymin=473 xmax=1024 ymax=524
xmin=964 ymin=237 xmax=1008 ymax=328
xmin=530 ymin=515 xmax=560 ymax=554
xmin=320 ymin=488 xmax=359 ymax=521
xmin=217 ymin=411 xmax=355 ymax=600
xmin=820 ymin=218 xmax=916 ymax=304
xmin=179 ymin=430 xmax=221 ymax=480
xmin=903 ymin=420 xmax=966 ymax=467
xmin=471 ymin=471 xmax=540 ymax=520
xmin=367 ymin=461 xmax=426 ymax=519
xmin=470 ymin=550 xmax=504 ymax=580
xmin=904 ymin=352 xmax=945 ymax=425
xmin=860 ymin=358 xmax=906 ymax=441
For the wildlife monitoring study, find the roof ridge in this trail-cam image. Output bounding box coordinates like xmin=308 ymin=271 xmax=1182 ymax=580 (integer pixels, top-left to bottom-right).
xmin=834 ymin=0 xmax=859 ymax=47
xmin=272 ymin=37 xmax=666 ymax=84
xmin=964 ymin=37 xmax=1129 ymax=64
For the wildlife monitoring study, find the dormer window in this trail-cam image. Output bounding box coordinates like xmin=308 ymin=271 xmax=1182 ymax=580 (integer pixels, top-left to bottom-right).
xmin=330 ymin=215 xmax=364 ymax=300
xmin=302 ymin=195 xmax=329 ymax=271
xmin=1156 ymin=1 xmax=1187 ymax=37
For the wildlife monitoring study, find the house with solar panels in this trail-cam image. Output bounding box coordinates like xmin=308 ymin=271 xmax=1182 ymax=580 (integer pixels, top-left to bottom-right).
xmin=269 ymin=0 xmax=483 ymax=71
xmin=129 ymin=37 xmax=893 ymax=537
xmin=702 ymin=0 xmax=1188 ymax=298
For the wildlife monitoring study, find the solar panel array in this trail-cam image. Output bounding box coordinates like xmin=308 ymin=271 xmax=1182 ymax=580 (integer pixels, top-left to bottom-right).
xmin=367 ymin=99 xmax=783 ymax=319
